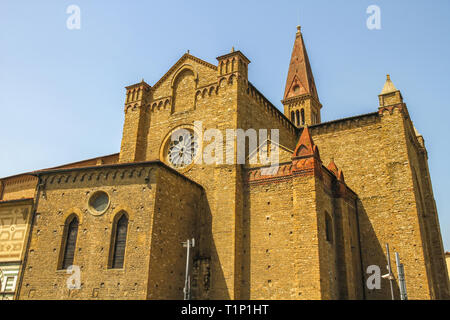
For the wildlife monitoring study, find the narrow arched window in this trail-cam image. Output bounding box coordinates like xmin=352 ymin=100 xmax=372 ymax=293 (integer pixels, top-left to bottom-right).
xmin=291 ymin=111 xmax=295 ymax=123
xmin=301 ymin=109 xmax=305 ymax=125
xmin=296 ymin=110 xmax=300 ymax=126
xmin=61 ymin=216 xmax=79 ymax=269
xmin=111 ymin=214 xmax=128 ymax=269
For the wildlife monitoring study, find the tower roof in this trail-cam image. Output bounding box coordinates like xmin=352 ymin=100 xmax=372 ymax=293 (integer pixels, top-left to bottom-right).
xmin=380 ymin=74 xmax=398 ymax=94
xmin=327 ymin=158 xmax=339 ymax=176
xmin=292 ymin=126 xmax=320 ymax=159
xmin=283 ymin=26 xmax=319 ymax=101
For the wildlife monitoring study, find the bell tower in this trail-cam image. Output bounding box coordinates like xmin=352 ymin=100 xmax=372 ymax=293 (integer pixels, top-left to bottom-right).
xmin=282 ymin=26 xmax=322 ymax=127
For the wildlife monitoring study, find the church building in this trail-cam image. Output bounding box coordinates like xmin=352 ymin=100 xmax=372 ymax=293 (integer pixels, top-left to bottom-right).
xmin=0 ymin=26 xmax=449 ymax=300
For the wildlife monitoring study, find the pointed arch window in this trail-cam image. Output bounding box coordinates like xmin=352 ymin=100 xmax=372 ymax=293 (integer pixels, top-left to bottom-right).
xmin=291 ymin=111 xmax=295 ymax=123
xmin=110 ymin=213 xmax=129 ymax=269
xmin=301 ymin=109 xmax=305 ymax=125
xmin=60 ymin=216 xmax=79 ymax=270
xmin=296 ymin=110 xmax=300 ymax=126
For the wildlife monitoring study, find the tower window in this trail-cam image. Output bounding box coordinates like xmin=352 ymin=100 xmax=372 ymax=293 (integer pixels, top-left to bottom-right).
xmin=291 ymin=111 xmax=295 ymax=123
xmin=301 ymin=109 xmax=305 ymax=125
xmin=60 ymin=215 xmax=79 ymax=269
xmin=296 ymin=110 xmax=300 ymax=126
xmin=110 ymin=213 xmax=129 ymax=269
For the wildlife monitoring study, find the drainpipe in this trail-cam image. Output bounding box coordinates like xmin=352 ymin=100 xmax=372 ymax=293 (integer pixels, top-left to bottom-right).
xmin=14 ymin=174 xmax=43 ymax=300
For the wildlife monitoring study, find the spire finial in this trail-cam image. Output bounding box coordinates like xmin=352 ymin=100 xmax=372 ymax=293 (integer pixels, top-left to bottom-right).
xmin=297 ymin=25 xmax=301 ymax=33
xmin=231 ymin=46 xmax=235 ymax=53
xmin=381 ymin=74 xmax=398 ymax=94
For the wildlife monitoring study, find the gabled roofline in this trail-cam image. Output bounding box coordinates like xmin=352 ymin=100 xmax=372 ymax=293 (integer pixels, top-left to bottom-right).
xmin=152 ymin=53 xmax=218 ymax=90
xmin=0 ymin=153 xmax=119 ymax=181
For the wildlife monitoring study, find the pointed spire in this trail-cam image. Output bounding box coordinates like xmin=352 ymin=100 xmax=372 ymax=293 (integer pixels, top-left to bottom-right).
xmin=337 ymin=169 xmax=345 ymax=183
xmin=283 ymin=26 xmax=319 ymax=101
xmin=381 ymin=74 xmax=398 ymax=94
xmin=378 ymin=74 xmax=403 ymax=108
xmin=292 ymin=126 xmax=319 ymax=159
xmin=327 ymin=158 xmax=339 ymax=176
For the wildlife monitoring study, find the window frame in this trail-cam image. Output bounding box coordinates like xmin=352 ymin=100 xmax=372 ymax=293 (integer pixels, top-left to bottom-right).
xmin=108 ymin=212 xmax=129 ymax=270
xmin=58 ymin=214 xmax=79 ymax=270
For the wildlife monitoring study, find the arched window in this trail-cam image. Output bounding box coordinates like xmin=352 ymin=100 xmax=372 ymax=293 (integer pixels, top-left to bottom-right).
xmin=296 ymin=110 xmax=300 ymax=126
xmin=291 ymin=111 xmax=295 ymax=123
xmin=110 ymin=213 xmax=129 ymax=269
xmin=301 ymin=109 xmax=305 ymax=125
xmin=61 ymin=216 xmax=79 ymax=269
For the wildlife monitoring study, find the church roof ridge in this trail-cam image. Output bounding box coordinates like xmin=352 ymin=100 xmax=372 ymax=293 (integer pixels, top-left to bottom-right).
xmin=0 ymin=153 xmax=120 ymax=181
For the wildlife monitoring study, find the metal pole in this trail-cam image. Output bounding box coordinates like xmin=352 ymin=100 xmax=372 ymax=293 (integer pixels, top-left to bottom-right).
xmin=182 ymin=238 xmax=195 ymax=300
xmin=386 ymin=243 xmax=395 ymax=300
xmin=395 ymin=252 xmax=408 ymax=300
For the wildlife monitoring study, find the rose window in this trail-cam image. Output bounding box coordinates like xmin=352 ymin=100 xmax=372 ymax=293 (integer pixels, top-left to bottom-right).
xmin=167 ymin=130 xmax=199 ymax=168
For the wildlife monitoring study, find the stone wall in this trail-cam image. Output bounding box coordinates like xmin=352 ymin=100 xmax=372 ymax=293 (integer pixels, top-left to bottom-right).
xmin=309 ymin=106 xmax=449 ymax=299
xmin=17 ymin=162 xmax=203 ymax=300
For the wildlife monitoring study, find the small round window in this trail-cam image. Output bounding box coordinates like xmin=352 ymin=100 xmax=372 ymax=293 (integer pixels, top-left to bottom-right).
xmin=88 ymin=191 xmax=110 ymax=215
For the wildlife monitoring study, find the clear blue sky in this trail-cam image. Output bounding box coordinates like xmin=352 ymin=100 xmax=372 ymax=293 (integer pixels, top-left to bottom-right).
xmin=1 ymin=1 xmax=449 ymax=250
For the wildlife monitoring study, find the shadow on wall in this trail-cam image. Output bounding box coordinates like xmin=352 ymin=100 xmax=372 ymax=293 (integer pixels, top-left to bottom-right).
xmin=192 ymin=190 xmax=230 ymax=300
xmin=241 ymin=184 xmax=251 ymax=300
xmin=357 ymin=199 xmax=401 ymax=300
xmin=240 ymin=193 xmax=400 ymax=300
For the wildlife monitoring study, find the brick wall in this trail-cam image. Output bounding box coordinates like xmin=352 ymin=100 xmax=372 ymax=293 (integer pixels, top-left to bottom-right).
xmin=17 ymin=163 xmax=203 ymax=300
xmin=309 ymin=106 xmax=449 ymax=299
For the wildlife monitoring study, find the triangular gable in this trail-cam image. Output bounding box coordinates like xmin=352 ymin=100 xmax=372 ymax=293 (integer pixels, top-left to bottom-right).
xmin=152 ymin=53 xmax=218 ymax=91
xmin=246 ymin=138 xmax=294 ymax=167
xmin=285 ymin=74 xmax=307 ymax=98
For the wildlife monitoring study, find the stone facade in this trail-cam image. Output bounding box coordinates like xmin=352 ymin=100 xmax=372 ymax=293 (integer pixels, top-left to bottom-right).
xmin=16 ymin=162 xmax=204 ymax=299
xmin=1 ymin=27 xmax=449 ymax=300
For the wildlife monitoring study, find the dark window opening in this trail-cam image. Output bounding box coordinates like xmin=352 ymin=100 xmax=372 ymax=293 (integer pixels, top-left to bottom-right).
xmin=111 ymin=214 xmax=128 ymax=269
xmin=61 ymin=216 xmax=79 ymax=269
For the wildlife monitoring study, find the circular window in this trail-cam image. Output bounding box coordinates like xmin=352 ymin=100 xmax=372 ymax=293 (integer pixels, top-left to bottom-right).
xmin=88 ymin=191 xmax=110 ymax=215
xmin=164 ymin=128 xmax=199 ymax=169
